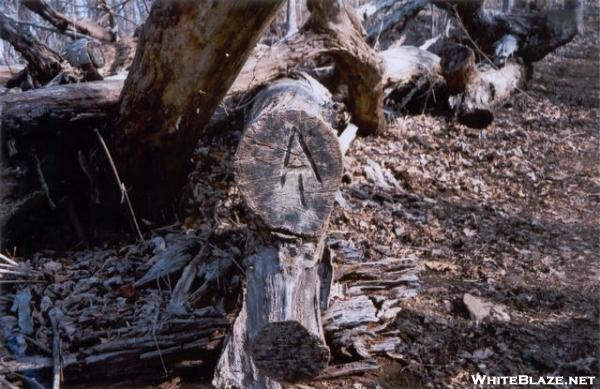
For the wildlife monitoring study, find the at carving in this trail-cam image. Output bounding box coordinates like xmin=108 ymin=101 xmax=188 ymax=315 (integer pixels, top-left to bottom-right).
xmin=235 ymin=110 xmax=342 ymax=236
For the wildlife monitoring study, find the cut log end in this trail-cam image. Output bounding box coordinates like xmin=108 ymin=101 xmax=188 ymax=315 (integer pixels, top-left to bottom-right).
xmin=251 ymin=320 xmax=330 ymax=383
xmin=459 ymin=109 xmax=494 ymax=129
xmin=235 ymin=109 xmax=343 ymax=236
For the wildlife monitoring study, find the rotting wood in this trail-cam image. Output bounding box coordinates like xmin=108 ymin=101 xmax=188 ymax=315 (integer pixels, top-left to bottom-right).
xmin=357 ymin=0 xmax=430 ymax=45
xmin=440 ymin=44 xmax=525 ymax=128
xmin=435 ymin=0 xmax=580 ymax=65
xmin=214 ymin=74 xmax=343 ymax=388
xmin=456 ymin=62 xmax=525 ymax=128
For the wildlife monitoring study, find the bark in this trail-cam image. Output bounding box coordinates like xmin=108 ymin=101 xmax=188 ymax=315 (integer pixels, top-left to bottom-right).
xmin=214 ymin=75 xmax=343 ymax=388
xmin=112 ymin=0 xmax=286 ymax=220
xmin=0 ymin=11 xmax=67 ymax=85
xmin=22 ymin=0 xmax=116 ymax=42
xmin=0 ymin=79 xmax=122 ymax=137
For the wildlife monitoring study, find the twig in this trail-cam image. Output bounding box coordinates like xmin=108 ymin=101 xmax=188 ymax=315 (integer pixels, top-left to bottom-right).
xmin=49 ymin=309 xmax=62 ymax=389
xmin=152 ymin=279 xmax=168 ymax=376
xmin=94 ymin=129 xmax=144 ymax=242
xmin=0 ymin=253 xmax=18 ymax=266
xmin=32 ymin=153 xmax=57 ymax=209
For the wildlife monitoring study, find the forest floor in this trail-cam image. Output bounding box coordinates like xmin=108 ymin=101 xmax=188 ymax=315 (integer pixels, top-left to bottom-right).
xmin=1 ymin=4 xmax=598 ymax=389
xmin=321 ymin=5 xmax=599 ymax=388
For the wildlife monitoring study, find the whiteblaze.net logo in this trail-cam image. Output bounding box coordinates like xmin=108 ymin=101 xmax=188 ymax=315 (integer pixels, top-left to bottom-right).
xmin=471 ymin=374 xmax=597 ymax=386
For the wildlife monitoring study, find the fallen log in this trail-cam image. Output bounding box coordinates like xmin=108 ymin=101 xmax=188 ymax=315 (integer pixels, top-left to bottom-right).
xmin=457 ymin=62 xmax=524 ymax=128
xmin=214 ymin=74 xmax=343 ymax=388
xmin=1 ymin=79 xmax=122 ymax=137
xmin=357 ymin=0 xmax=430 ymax=45
xmin=440 ymin=44 xmax=525 ymax=128
xmin=380 ymin=45 xmax=444 ymax=110
xmin=435 ymin=0 xmax=581 ymax=65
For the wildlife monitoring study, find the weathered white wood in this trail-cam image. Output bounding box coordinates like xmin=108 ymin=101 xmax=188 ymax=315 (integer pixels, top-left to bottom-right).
xmin=380 ymin=46 xmax=442 ymax=97
xmin=458 ymin=62 xmax=524 ymax=128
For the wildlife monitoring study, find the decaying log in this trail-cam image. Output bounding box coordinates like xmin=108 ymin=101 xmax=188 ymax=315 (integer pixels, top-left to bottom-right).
xmin=214 ymin=75 xmax=343 ymax=388
xmin=22 ymin=0 xmax=116 ymax=42
xmin=440 ymin=44 xmax=524 ymax=128
xmin=112 ymin=0 xmax=286 ymax=219
xmin=0 ymin=11 xmax=68 ymax=85
xmin=455 ymin=62 xmax=525 ymax=128
xmin=357 ymin=0 xmax=430 ymax=44
xmin=436 ymin=0 xmax=580 ymax=65
xmin=0 ymin=79 xmax=122 ymax=137
xmin=380 ymin=45 xmax=443 ymax=107
xmin=236 ymin=76 xmax=344 ymax=236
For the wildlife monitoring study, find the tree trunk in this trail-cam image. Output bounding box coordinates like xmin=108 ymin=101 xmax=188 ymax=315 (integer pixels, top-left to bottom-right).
xmin=111 ymin=0 xmax=286 ymax=221
xmin=214 ymin=75 xmax=343 ymax=388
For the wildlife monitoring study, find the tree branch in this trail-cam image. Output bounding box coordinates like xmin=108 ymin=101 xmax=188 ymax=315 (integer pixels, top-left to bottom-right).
xmin=22 ymin=0 xmax=116 ymax=42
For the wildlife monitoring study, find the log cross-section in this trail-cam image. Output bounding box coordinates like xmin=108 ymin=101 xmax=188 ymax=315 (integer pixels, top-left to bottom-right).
xmin=235 ymin=79 xmax=343 ymax=236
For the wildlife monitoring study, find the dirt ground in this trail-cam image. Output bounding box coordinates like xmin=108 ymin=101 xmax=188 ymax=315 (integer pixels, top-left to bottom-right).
xmin=321 ymin=3 xmax=599 ymax=388
xmin=2 ymin=3 xmax=598 ymax=389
